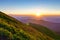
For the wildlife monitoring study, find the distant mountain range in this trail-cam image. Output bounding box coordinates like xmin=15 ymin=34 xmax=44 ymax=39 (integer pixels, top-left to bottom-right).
xmin=11 ymin=15 xmax=60 ymax=23
xmin=0 ymin=11 xmax=60 ymax=40
xmin=12 ymin=15 xmax=60 ymax=35
xmin=42 ymin=16 xmax=60 ymax=23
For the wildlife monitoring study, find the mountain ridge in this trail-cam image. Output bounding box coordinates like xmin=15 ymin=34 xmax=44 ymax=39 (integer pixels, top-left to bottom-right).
xmin=30 ymin=19 xmax=60 ymax=34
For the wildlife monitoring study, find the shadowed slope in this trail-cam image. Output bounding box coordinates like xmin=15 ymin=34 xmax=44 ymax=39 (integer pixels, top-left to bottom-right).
xmin=29 ymin=23 xmax=60 ymax=40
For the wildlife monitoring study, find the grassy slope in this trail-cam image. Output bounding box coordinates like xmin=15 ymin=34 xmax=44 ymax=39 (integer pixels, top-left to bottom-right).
xmin=29 ymin=23 xmax=60 ymax=40
xmin=0 ymin=11 xmax=59 ymax=40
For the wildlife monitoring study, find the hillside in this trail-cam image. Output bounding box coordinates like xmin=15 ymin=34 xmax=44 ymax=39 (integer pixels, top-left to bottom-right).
xmin=0 ymin=11 xmax=60 ymax=40
xmin=29 ymin=23 xmax=60 ymax=40
xmin=30 ymin=19 xmax=60 ymax=35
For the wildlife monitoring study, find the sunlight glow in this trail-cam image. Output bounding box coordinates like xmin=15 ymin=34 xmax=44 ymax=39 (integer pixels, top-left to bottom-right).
xmin=36 ymin=12 xmax=41 ymax=16
xmin=35 ymin=9 xmax=41 ymax=17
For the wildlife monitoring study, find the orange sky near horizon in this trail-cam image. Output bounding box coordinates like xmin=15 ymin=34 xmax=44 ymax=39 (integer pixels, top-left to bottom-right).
xmin=2 ymin=8 xmax=60 ymax=16
xmin=4 ymin=11 xmax=60 ymax=16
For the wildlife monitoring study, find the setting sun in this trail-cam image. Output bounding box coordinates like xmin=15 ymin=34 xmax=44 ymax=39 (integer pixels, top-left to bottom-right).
xmin=36 ymin=10 xmax=41 ymax=16
xmin=36 ymin=13 xmax=41 ymax=16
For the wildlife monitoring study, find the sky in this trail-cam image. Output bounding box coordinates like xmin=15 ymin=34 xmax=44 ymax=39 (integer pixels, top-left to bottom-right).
xmin=0 ymin=0 xmax=60 ymax=15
